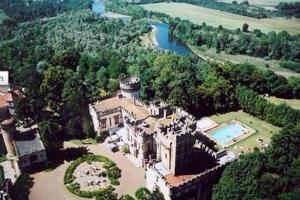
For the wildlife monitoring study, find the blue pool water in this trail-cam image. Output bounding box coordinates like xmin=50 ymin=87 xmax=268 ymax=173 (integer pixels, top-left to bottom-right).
xmin=211 ymin=124 xmax=247 ymax=144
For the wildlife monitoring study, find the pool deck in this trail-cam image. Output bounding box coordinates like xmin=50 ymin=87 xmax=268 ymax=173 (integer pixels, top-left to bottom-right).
xmin=206 ymin=120 xmax=256 ymax=148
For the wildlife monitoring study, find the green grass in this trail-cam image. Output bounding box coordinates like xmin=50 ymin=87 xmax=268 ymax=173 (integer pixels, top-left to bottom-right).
xmin=70 ymin=138 xmax=98 ymax=145
xmin=217 ymin=0 xmax=300 ymax=7
xmin=189 ymin=46 xmax=300 ymax=78
xmin=142 ymin=2 xmax=300 ymax=34
xmin=210 ymin=110 xmax=280 ymax=154
xmin=264 ymin=96 xmax=300 ymax=110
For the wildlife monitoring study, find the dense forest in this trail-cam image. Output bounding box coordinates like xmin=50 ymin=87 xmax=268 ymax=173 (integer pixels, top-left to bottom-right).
xmin=106 ymin=0 xmax=300 ymax=73
xmin=0 ymin=0 xmax=300 ymax=199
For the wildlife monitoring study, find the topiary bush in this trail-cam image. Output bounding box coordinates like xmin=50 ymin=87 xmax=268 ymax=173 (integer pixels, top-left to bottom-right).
xmin=135 ymin=187 xmax=151 ymax=200
xmin=64 ymin=154 xmax=121 ymax=198
xmin=121 ymin=194 xmax=135 ymax=200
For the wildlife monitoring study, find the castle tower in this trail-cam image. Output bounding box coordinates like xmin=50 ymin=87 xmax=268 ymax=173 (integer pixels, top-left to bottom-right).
xmin=119 ymin=76 xmax=140 ymax=100
xmin=0 ymin=118 xmax=16 ymax=158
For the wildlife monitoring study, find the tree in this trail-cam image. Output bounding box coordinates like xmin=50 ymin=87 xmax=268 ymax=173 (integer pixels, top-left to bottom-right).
xmin=242 ymin=23 xmax=249 ymax=32
xmin=212 ymin=149 xmax=264 ymax=200
xmin=266 ymin=124 xmax=300 ymax=174
xmin=40 ymin=66 xmax=68 ymax=112
xmin=38 ymin=119 xmax=63 ymax=157
xmin=14 ymin=97 xmax=32 ymax=124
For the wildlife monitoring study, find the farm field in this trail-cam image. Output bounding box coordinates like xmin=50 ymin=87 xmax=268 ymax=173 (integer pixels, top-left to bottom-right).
xmin=142 ymin=2 xmax=300 ymax=34
xmin=210 ymin=110 xmax=280 ymax=154
xmin=264 ymin=96 xmax=300 ymax=110
xmin=217 ymin=0 xmax=300 ymax=8
xmin=189 ymin=46 xmax=300 ymax=78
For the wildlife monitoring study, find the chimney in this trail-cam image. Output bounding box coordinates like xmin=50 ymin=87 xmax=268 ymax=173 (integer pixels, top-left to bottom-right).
xmin=164 ymin=109 xmax=167 ymax=119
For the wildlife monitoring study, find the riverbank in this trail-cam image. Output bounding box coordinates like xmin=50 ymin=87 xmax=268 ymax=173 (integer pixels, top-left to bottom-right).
xmin=101 ymin=12 xmax=131 ymax=20
xmin=139 ymin=25 xmax=158 ymax=48
xmin=189 ymin=45 xmax=300 ymax=78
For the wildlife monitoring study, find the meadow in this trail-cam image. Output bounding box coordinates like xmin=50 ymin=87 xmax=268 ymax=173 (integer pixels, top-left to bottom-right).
xmin=210 ymin=110 xmax=280 ymax=154
xmin=264 ymin=96 xmax=300 ymax=109
xmin=189 ymin=46 xmax=300 ymax=78
xmin=217 ymin=0 xmax=300 ymax=8
xmin=142 ymin=2 xmax=300 ymax=34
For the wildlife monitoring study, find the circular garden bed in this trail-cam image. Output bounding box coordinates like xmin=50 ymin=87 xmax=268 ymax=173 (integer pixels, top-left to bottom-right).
xmin=64 ymin=154 xmax=121 ymax=198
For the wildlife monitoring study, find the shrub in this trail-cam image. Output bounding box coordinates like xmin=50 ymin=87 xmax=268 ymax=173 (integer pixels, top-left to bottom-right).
xmin=107 ymin=166 xmax=121 ymax=180
xmin=135 ymin=187 xmax=151 ymax=200
xmin=121 ymin=194 xmax=135 ymax=200
xmin=101 ymin=171 xmax=107 ymax=177
xmin=64 ymin=154 xmax=121 ymax=198
xmin=0 ymin=166 xmax=4 ymax=184
xmin=122 ymin=145 xmax=130 ymax=154
xmin=110 ymin=179 xmax=120 ymax=186
xmin=95 ymin=135 xmax=101 ymax=143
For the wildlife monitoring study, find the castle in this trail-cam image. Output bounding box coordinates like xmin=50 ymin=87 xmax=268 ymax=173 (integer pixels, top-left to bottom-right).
xmin=89 ymin=76 xmax=235 ymax=200
xmin=0 ymin=85 xmax=47 ymax=200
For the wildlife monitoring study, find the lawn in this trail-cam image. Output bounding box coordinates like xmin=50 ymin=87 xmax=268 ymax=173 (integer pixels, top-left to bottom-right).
xmin=189 ymin=46 xmax=300 ymax=78
xmin=210 ymin=110 xmax=280 ymax=154
xmin=142 ymin=2 xmax=300 ymax=34
xmin=70 ymin=138 xmax=98 ymax=145
xmin=264 ymin=96 xmax=300 ymax=110
xmin=217 ymin=0 xmax=300 ymax=8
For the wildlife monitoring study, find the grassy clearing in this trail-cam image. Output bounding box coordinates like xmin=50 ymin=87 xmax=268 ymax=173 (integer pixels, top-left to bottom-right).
xmin=70 ymin=138 xmax=98 ymax=145
xmin=217 ymin=0 xmax=300 ymax=7
xmin=189 ymin=46 xmax=300 ymax=78
xmin=264 ymin=96 xmax=300 ymax=109
xmin=142 ymin=2 xmax=300 ymax=34
xmin=139 ymin=27 xmax=157 ymax=48
xmin=210 ymin=110 xmax=280 ymax=154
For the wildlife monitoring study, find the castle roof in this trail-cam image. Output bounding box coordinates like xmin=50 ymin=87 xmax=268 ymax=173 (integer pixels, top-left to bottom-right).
xmin=15 ymin=132 xmax=45 ymax=157
xmin=0 ymin=86 xmax=22 ymax=109
xmin=92 ymin=96 xmax=150 ymax=120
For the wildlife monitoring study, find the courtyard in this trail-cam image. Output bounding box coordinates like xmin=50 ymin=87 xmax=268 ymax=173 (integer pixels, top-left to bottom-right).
xmin=29 ymin=141 xmax=145 ymax=200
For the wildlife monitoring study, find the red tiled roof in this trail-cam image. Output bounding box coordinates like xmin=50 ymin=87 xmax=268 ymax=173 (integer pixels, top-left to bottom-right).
xmin=0 ymin=88 xmax=23 ymax=108
xmin=164 ymin=173 xmax=194 ymax=187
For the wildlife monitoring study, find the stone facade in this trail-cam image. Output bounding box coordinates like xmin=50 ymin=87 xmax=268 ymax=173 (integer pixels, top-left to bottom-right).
xmin=89 ymin=77 xmax=236 ymax=199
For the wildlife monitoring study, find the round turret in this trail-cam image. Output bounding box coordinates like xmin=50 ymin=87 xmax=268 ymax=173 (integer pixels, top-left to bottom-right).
xmin=0 ymin=118 xmax=16 ymax=158
xmin=120 ymin=76 xmax=140 ymax=100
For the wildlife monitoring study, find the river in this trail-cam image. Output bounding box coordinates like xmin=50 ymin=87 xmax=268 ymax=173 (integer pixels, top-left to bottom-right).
xmin=92 ymin=0 xmax=192 ymax=55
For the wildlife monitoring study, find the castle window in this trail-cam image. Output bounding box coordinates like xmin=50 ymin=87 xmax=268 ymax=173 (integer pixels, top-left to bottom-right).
xmin=101 ymin=119 xmax=107 ymax=128
xmin=114 ymin=115 xmax=119 ymax=125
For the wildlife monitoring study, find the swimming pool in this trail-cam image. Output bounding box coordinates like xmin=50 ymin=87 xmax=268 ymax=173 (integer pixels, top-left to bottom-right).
xmin=211 ymin=123 xmax=247 ymax=144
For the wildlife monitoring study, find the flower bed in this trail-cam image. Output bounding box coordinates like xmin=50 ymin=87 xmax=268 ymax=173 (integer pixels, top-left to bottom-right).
xmin=64 ymin=154 xmax=121 ymax=198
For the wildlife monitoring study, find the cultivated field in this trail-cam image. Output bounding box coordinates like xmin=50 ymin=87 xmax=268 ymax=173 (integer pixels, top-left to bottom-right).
xmin=265 ymin=96 xmax=300 ymax=110
xmin=217 ymin=0 xmax=300 ymax=8
xmin=210 ymin=110 xmax=280 ymax=154
xmin=142 ymin=2 xmax=300 ymax=34
xmin=189 ymin=46 xmax=300 ymax=78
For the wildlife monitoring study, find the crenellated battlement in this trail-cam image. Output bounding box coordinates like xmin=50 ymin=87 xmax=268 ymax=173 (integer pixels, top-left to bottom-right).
xmin=119 ymin=76 xmax=140 ymax=90
xmin=170 ymin=165 xmax=223 ymax=190
xmin=194 ymin=140 xmax=217 ymax=158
